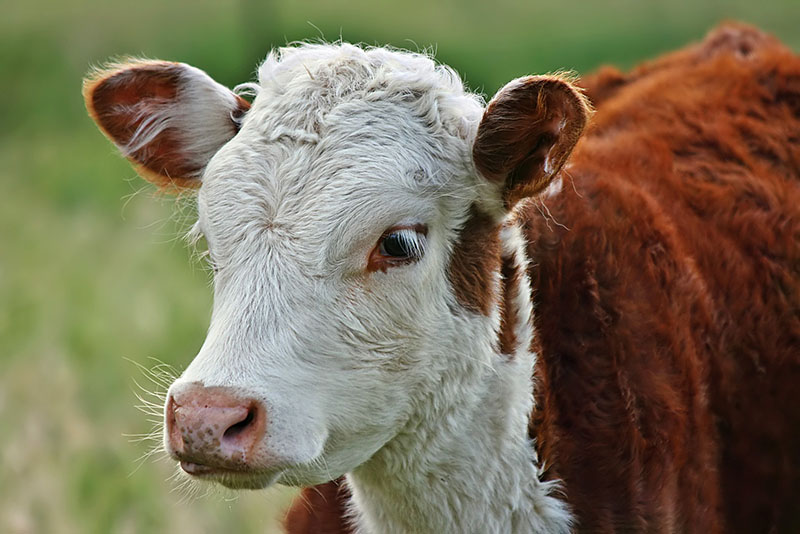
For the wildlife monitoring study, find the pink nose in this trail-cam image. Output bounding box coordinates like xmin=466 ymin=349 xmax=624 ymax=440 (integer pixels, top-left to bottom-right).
xmin=165 ymin=384 xmax=266 ymax=473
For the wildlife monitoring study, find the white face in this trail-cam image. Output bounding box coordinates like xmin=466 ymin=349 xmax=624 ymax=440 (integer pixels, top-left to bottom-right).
xmin=85 ymin=44 xmax=586 ymax=494
xmin=167 ymin=91 xmax=483 ymax=488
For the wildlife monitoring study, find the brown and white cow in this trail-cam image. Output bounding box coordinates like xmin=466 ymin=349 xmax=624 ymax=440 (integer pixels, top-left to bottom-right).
xmin=84 ymin=23 xmax=800 ymax=533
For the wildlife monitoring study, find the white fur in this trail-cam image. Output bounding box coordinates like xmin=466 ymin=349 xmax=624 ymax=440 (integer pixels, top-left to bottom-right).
xmin=161 ymin=43 xmax=571 ymax=532
xmin=346 ymin=214 xmax=570 ymax=534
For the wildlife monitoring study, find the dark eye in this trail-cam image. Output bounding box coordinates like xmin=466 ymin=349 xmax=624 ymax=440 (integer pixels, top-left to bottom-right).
xmin=367 ymin=224 xmax=428 ymax=272
xmin=380 ymin=232 xmax=414 ymax=258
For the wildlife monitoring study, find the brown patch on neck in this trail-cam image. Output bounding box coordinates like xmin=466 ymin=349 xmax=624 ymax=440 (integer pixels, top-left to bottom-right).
xmin=498 ymin=253 xmax=522 ymax=356
xmin=449 ymin=209 xmax=525 ymax=357
xmin=448 ymin=208 xmax=501 ymax=315
xmin=284 ymin=478 xmax=353 ymax=533
xmin=528 ymin=346 xmax=559 ymax=483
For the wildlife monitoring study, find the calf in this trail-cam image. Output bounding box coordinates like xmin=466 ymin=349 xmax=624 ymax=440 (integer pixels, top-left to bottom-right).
xmin=84 ymin=23 xmax=800 ymax=533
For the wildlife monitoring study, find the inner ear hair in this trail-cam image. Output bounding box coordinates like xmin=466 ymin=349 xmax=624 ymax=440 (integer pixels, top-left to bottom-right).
xmin=83 ymin=59 xmax=250 ymax=192
xmin=473 ymin=74 xmax=592 ymax=209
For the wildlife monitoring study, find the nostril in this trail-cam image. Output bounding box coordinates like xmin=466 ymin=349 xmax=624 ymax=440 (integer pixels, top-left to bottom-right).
xmin=167 ymin=385 xmax=267 ymax=466
xmin=223 ymin=405 xmax=257 ymax=441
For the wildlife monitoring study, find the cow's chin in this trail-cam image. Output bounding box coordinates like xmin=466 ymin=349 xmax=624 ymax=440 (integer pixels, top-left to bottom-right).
xmin=216 ymin=474 xmax=276 ymax=490
xmin=178 ymin=461 xmax=284 ymax=490
xmin=178 ymin=459 xmax=346 ymax=491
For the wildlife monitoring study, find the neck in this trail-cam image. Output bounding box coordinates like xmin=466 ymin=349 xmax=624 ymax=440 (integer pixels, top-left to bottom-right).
xmin=346 ymin=221 xmax=572 ymax=534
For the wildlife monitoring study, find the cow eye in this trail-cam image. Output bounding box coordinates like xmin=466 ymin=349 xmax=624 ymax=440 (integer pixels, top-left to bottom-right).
xmin=368 ymin=225 xmax=428 ymax=272
xmin=380 ymin=232 xmax=415 ymax=258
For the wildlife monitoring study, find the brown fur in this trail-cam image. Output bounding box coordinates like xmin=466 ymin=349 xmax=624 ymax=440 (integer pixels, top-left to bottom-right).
xmin=473 ymin=75 xmax=592 ymax=208
xmin=284 ymin=478 xmax=353 ymax=534
xmin=83 ymin=60 xmax=250 ymax=190
xmin=497 ymin=252 xmax=522 ymax=356
xmin=448 ymin=208 xmax=501 ymax=315
xmin=283 ymin=22 xmax=800 ymax=533
xmin=526 ymin=23 xmax=800 ymax=532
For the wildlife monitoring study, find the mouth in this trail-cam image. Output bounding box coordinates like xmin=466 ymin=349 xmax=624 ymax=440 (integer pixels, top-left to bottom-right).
xmin=178 ymin=461 xmax=282 ymax=489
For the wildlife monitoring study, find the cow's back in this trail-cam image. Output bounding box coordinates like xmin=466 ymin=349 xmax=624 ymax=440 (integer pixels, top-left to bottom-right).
xmin=526 ymin=23 xmax=800 ymax=533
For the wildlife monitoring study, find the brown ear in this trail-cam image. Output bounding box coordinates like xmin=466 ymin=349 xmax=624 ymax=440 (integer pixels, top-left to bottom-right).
xmin=83 ymin=59 xmax=250 ymax=191
xmin=473 ymin=75 xmax=591 ymax=208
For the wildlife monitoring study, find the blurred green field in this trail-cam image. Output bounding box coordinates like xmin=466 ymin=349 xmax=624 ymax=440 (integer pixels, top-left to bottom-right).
xmin=1 ymin=1 xmax=797 ymax=532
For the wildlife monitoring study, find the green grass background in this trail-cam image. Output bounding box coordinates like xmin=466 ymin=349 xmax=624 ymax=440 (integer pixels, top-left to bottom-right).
xmin=1 ymin=1 xmax=798 ymax=532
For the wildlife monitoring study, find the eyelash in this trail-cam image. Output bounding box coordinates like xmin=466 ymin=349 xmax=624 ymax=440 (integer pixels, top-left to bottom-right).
xmin=367 ymin=224 xmax=428 ymax=273
xmin=196 ymin=226 xmax=426 ymax=275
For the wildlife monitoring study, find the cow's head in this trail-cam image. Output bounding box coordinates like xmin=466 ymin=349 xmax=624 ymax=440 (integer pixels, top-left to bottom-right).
xmin=84 ymin=44 xmax=589 ymax=490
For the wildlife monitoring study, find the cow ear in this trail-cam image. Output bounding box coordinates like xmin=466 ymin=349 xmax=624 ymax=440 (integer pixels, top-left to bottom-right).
xmin=83 ymin=59 xmax=251 ymax=192
xmin=473 ymin=75 xmax=591 ymax=209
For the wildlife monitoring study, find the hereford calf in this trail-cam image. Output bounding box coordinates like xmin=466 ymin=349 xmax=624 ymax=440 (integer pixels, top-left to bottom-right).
xmin=84 ymin=23 xmax=800 ymax=533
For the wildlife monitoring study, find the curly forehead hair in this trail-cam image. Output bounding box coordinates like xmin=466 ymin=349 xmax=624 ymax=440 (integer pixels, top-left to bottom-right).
xmin=245 ymin=42 xmax=485 ymax=141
